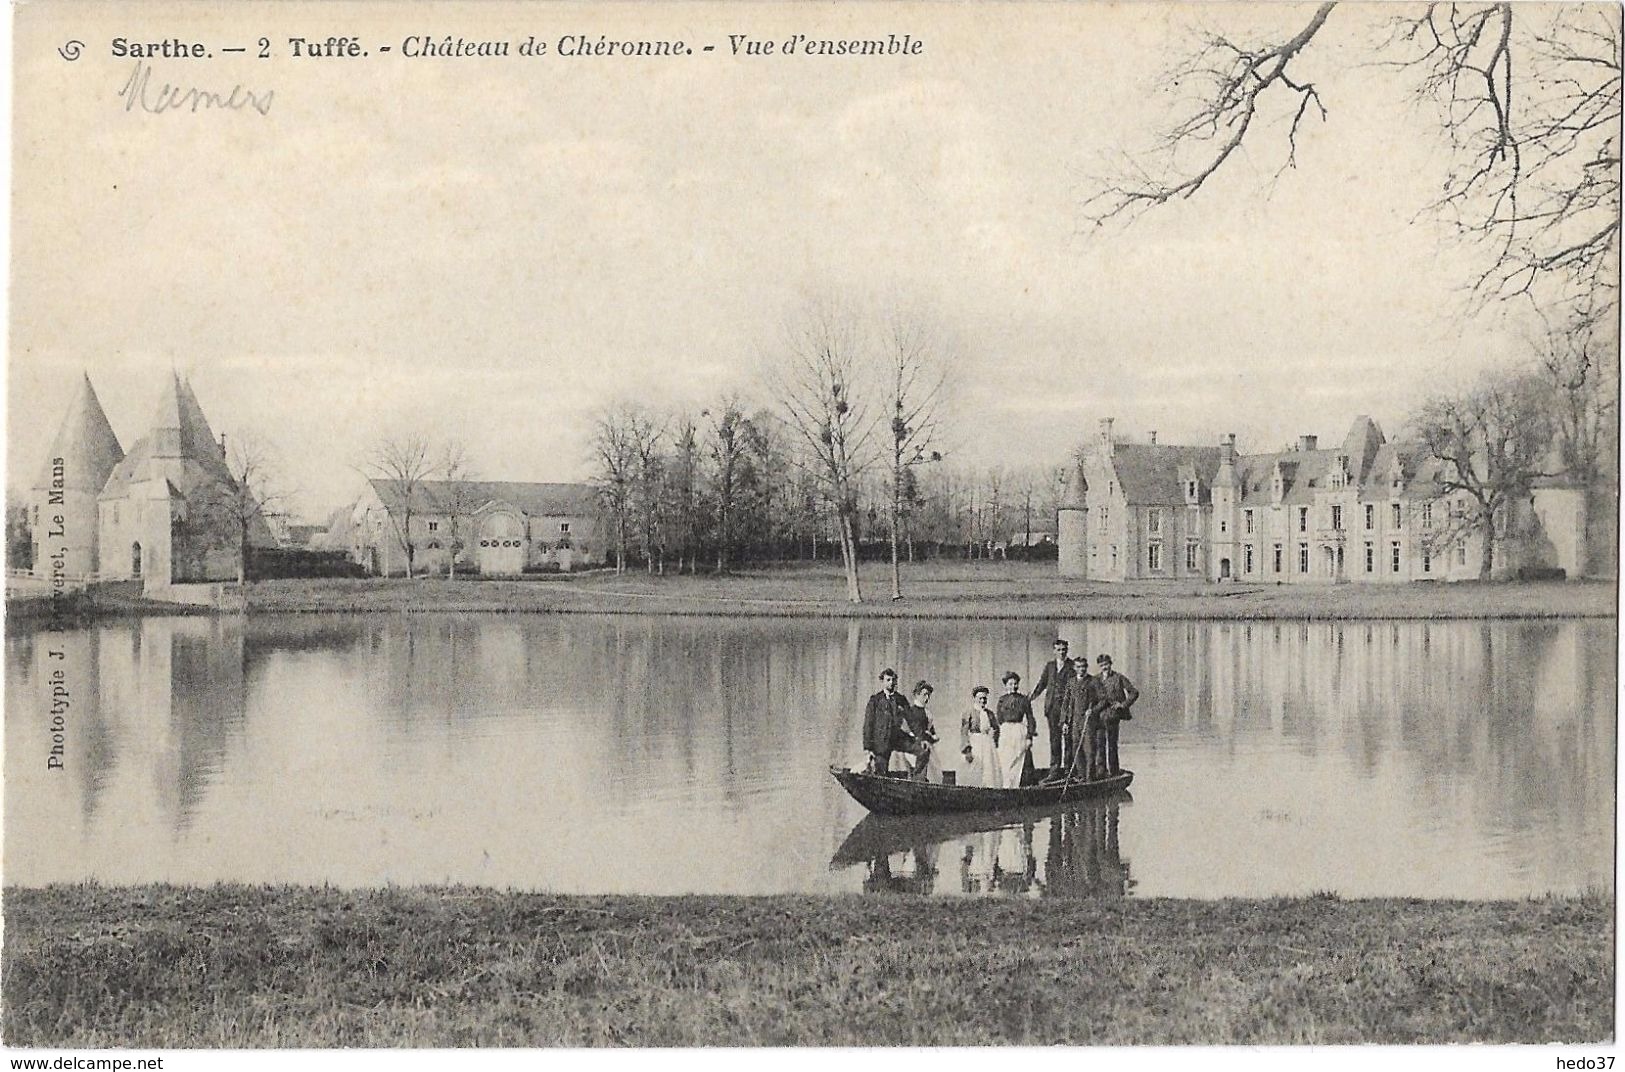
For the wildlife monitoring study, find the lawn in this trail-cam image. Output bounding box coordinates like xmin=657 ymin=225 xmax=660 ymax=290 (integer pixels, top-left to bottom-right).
xmin=227 ymin=560 xmax=1616 ymax=620
xmin=3 ymin=884 xmax=1612 ymax=1047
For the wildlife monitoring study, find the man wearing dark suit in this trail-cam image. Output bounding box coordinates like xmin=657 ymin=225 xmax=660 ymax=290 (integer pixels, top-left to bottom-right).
xmin=1095 ymin=654 xmax=1140 ymax=776
xmin=862 ymin=668 xmax=916 ymax=774
xmin=1029 ymin=639 xmax=1076 ymax=773
xmin=1065 ymin=660 xmax=1103 ymax=780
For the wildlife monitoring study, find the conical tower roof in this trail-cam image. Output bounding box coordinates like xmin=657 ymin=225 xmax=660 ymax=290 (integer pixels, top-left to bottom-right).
xmin=36 ymin=374 xmax=124 ymax=492
xmin=1059 ymin=461 xmax=1089 ymax=510
xmin=146 ymin=373 xmax=226 ymax=471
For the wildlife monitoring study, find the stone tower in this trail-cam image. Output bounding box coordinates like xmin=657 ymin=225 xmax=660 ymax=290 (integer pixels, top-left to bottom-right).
xmin=30 ymin=374 xmax=124 ymax=576
xmin=1210 ymin=433 xmax=1239 ymax=580
xmin=1057 ymin=460 xmax=1089 ymax=578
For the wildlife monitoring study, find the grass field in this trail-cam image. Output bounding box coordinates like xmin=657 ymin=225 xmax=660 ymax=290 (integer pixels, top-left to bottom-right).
xmin=224 ymin=561 xmax=1617 ymax=619
xmin=3 ymin=884 xmax=1612 ymax=1047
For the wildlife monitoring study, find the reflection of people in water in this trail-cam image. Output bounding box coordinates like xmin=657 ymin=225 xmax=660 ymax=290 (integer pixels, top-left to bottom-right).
xmin=1042 ymin=800 xmax=1131 ymax=898
xmin=994 ymin=671 xmax=1036 ymax=787
xmin=840 ymin=797 xmax=1132 ymax=900
xmin=959 ymin=686 xmax=1002 ymax=788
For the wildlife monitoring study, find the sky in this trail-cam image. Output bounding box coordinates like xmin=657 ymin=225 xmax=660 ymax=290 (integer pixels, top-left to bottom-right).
xmin=9 ymin=1 xmax=1563 ymax=520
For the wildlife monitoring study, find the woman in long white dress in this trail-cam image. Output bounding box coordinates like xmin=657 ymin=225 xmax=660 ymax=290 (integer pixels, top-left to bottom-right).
xmin=958 ymin=685 xmax=1002 ymax=789
xmin=994 ymin=671 xmax=1036 ymax=789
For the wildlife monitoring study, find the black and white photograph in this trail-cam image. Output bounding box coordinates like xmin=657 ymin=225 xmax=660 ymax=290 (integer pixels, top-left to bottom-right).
xmin=2 ymin=0 xmax=1618 ymax=1058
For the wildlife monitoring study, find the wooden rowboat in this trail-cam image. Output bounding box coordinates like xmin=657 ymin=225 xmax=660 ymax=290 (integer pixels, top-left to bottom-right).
xmin=830 ymin=764 xmax=1134 ymax=817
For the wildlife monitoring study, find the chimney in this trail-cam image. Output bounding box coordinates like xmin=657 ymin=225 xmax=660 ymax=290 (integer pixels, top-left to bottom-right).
xmin=1148 ymin=430 xmax=1158 ymax=445
xmin=1298 ymin=434 xmax=1318 ymax=452
xmin=219 ymin=432 xmax=227 ymax=458
xmin=1221 ymin=432 xmax=1238 ymax=464
xmin=1098 ymin=417 xmax=1115 ymax=447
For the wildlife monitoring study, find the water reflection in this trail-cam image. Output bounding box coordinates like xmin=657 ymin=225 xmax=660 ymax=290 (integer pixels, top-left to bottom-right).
xmin=3 ymin=613 xmax=1614 ymax=897
xmin=833 ymin=795 xmax=1134 ymax=899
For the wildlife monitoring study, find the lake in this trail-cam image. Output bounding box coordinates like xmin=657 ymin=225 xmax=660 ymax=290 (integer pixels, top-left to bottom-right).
xmin=5 ymin=613 xmax=1614 ymax=899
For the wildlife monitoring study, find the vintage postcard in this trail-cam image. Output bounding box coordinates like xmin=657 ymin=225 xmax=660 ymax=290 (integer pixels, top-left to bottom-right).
xmin=3 ymin=0 xmax=1617 ymax=1062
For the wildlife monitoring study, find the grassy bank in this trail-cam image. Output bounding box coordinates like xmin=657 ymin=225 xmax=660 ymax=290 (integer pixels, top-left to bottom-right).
xmin=3 ymin=884 xmax=1611 ymax=1046
xmin=229 ymin=562 xmax=1617 ymax=619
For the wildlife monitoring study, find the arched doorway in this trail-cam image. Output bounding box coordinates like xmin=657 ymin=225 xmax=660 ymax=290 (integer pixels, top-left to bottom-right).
xmin=1219 ymin=557 xmax=1231 ymax=580
xmin=131 ymin=542 xmax=143 ymax=578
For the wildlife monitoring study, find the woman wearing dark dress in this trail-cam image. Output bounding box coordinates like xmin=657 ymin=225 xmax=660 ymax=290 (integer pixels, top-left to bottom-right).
xmin=994 ymin=671 xmax=1036 ymax=788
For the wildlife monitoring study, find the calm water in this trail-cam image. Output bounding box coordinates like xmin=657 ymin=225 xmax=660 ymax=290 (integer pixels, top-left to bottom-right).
xmin=4 ymin=613 xmax=1615 ymax=899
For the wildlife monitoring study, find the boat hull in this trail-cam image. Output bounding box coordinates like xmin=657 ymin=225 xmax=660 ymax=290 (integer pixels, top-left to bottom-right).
xmin=830 ymin=765 xmax=1134 ymax=816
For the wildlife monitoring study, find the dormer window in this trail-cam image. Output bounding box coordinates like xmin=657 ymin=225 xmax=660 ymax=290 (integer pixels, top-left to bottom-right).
xmin=1187 ymin=480 xmax=1197 ymax=500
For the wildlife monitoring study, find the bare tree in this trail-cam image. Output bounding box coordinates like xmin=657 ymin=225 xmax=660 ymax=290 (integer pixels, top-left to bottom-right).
xmin=668 ymin=413 xmax=702 ymax=574
xmin=590 ymin=403 xmax=639 ymax=573
xmin=433 ymin=441 xmax=485 ymax=580
xmin=767 ymin=300 xmax=878 ymax=602
xmin=1413 ymin=366 xmax=1554 ymax=579
xmin=1084 ymin=4 xmax=1621 ymax=326
xmin=882 ymin=315 xmax=951 ymax=600
xmin=704 ymin=398 xmax=752 ymax=574
xmin=1538 ymin=316 xmax=1619 ymax=485
xmin=363 ymin=434 xmax=435 ymax=579
xmin=207 ymin=431 xmax=285 ymax=584
xmin=629 ymin=410 xmax=667 ymax=573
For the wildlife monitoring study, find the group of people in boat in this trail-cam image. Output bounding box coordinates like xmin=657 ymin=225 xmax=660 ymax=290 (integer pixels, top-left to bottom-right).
xmin=860 ymin=639 xmax=1139 ymax=787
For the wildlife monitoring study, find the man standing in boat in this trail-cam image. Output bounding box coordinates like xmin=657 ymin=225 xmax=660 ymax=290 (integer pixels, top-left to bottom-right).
xmin=1095 ymin=654 xmax=1140 ymax=776
xmin=1029 ymin=638 xmax=1076 ymax=774
xmin=862 ymin=668 xmax=920 ymax=775
xmin=1065 ymin=656 xmax=1104 ymax=780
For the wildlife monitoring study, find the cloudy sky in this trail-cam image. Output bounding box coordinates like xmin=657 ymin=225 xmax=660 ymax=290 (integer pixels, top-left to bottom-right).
xmin=10 ymin=1 xmax=1548 ymax=518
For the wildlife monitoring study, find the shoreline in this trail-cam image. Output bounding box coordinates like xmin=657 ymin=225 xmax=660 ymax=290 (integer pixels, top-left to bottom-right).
xmin=4 ymin=883 xmax=1612 ymax=1047
xmin=6 ymin=566 xmax=1616 ymax=625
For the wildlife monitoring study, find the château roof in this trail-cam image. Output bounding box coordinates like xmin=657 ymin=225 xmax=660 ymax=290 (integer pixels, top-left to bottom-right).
xmin=36 ymin=374 xmax=124 ymax=492
xmin=368 ymin=479 xmax=599 ymax=518
xmin=100 ymin=374 xmax=232 ymax=499
xmin=1109 ymin=444 xmax=1223 ymax=506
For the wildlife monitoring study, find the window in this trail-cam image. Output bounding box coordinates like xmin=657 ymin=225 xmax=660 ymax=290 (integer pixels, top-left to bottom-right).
xmin=1364 ymin=504 xmax=1374 ymax=530
xmin=1421 ymin=503 xmax=1433 ymax=528
xmin=428 ymin=521 xmax=439 ymax=531
xmin=1494 ymin=507 xmax=1508 ymax=536
xmin=1110 ymin=545 xmax=1118 ymax=569
xmin=1098 ymin=507 xmax=1109 ymax=535
xmin=1187 ymin=481 xmax=1197 ymax=499
xmin=1244 ymin=545 xmax=1254 ymax=574
xmin=1391 ymin=542 xmax=1401 ymax=573
xmin=1298 ymin=507 xmax=1308 ymax=533
xmin=560 ymin=522 xmax=571 ymax=534
xmin=1219 ymin=519 xmax=1228 ymax=534
xmin=1244 ymin=509 xmax=1254 ymax=535
xmin=1273 ymin=544 xmax=1283 ymax=573
xmin=1456 ymin=542 xmax=1466 ymax=567
xmin=1298 ymin=543 xmax=1309 ymax=573
xmin=1422 ymin=550 xmax=1431 ymax=574
xmin=1331 ymin=505 xmax=1343 ymax=531
xmin=1186 ymin=542 xmax=1199 ymax=571
xmin=1451 ymin=499 xmax=1465 ymax=519
xmin=1391 ymin=503 xmax=1402 ymax=529
xmin=1364 ymin=542 xmax=1374 ymax=573
xmin=1148 ymin=542 xmax=1162 ymax=571
xmin=1148 ymin=509 xmax=1162 ymax=535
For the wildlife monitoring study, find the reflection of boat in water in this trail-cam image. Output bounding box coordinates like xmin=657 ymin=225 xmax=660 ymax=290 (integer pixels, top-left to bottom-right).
xmin=833 ymin=793 xmax=1135 ymax=898
xmin=830 ymin=764 xmax=1132 ymax=816
xmin=831 ymin=789 xmax=1133 ymax=867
